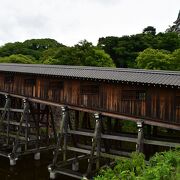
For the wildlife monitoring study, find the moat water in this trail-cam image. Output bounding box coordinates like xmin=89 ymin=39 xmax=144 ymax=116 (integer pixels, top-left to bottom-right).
xmin=0 ymin=152 xmax=75 ymax=180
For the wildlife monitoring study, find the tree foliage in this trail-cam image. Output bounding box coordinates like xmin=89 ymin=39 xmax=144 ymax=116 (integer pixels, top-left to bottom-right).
xmin=0 ymin=39 xmax=115 ymax=67
xmin=98 ymin=32 xmax=180 ymax=68
xmin=43 ymin=40 xmax=115 ymax=67
xmin=95 ymin=149 xmax=180 ymax=180
xmin=0 ymin=54 xmax=35 ymax=64
xmin=136 ymin=48 xmax=180 ymax=70
xmin=0 ymin=38 xmax=64 ymax=61
xmin=0 ymin=29 xmax=179 ymax=70
xmin=170 ymin=48 xmax=180 ymax=70
xmin=23 ymin=38 xmax=62 ymax=51
xmin=143 ymin=26 xmax=156 ymax=35
xmin=136 ymin=48 xmax=171 ymax=70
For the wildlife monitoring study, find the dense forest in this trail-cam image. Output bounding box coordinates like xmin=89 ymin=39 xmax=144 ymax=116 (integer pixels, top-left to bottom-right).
xmin=0 ymin=26 xmax=180 ymax=70
xmin=98 ymin=29 xmax=180 ymax=70
xmin=0 ymin=39 xmax=115 ymax=67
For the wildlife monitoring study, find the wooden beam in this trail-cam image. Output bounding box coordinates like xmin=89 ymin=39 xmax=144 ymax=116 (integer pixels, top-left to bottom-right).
xmin=102 ymin=134 xmax=137 ymax=143
xmin=57 ymin=154 xmax=87 ymax=167
xmin=0 ymin=108 xmax=23 ymax=113
xmin=24 ymin=98 xmax=180 ymax=131
xmin=0 ymin=95 xmax=11 ymax=130
xmin=49 ymin=106 xmax=57 ymax=144
xmin=67 ymin=146 xmax=130 ymax=160
xmin=76 ymin=143 xmax=131 ymax=157
xmin=85 ymin=113 xmax=101 ymax=176
xmin=68 ymin=129 xmax=94 ymax=137
xmin=6 ymin=97 xmax=10 ymax=145
xmin=144 ymin=139 xmax=180 ymax=147
xmin=95 ymin=114 xmax=101 ymax=170
xmin=54 ymin=168 xmax=83 ymax=179
xmin=29 ymin=102 xmax=40 ymax=150
xmin=11 ymin=99 xmax=29 ymax=157
xmin=68 ymin=130 xmax=137 ymax=142
xmin=63 ymin=108 xmax=68 ymax=161
xmin=3 ymin=121 xmax=31 ymax=127
xmin=52 ymin=106 xmax=67 ymax=166
xmin=0 ymin=92 xmax=180 ymax=131
xmin=67 ymin=146 xmax=90 ymax=154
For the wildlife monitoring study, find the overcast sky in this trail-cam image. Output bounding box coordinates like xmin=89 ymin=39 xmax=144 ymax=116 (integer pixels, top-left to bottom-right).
xmin=0 ymin=0 xmax=179 ymax=46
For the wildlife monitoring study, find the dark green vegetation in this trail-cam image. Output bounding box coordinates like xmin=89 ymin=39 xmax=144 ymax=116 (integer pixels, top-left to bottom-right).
xmin=0 ymin=39 xmax=115 ymax=67
xmin=95 ymin=149 xmax=180 ymax=180
xmin=98 ymin=31 xmax=180 ymax=69
xmin=136 ymin=48 xmax=180 ymax=70
xmin=0 ymin=27 xmax=180 ymax=70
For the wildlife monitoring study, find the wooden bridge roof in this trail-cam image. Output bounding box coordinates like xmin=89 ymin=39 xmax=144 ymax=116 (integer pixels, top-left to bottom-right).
xmin=0 ymin=63 xmax=180 ymax=88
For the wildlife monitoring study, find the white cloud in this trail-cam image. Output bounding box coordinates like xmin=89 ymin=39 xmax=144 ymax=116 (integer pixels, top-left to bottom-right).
xmin=0 ymin=0 xmax=179 ymax=46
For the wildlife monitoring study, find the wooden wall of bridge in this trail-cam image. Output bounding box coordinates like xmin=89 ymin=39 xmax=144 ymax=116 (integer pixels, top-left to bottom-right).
xmin=0 ymin=72 xmax=179 ymax=125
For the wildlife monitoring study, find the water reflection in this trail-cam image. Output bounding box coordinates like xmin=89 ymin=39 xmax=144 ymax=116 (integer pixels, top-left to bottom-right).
xmin=0 ymin=153 xmax=75 ymax=180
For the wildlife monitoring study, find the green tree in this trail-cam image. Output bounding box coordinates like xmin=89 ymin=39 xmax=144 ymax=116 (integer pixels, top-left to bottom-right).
xmin=43 ymin=46 xmax=77 ymax=65
xmin=136 ymin=48 xmax=180 ymax=70
xmin=136 ymin=48 xmax=172 ymax=70
xmin=0 ymin=54 xmax=35 ymax=64
xmin=23 ymin=38 xmax=63 ymax=51
xmin=155 ymin=32 xmax=180 ymax=52
xmin=143 ymin=26 xmax=156 ymax=35
xmin=0 ymin=38 xmax=64 ymax=61
xmin=171 ymin=48 xmax=180 ymax=70
xmin=97 ymin=34 xmax=155 ymax=68
xmin=98 ymin=36 xmax=120 ymax=66
xmin=97 ymin=31 xmax=180 ymax=68
xmin=43 ymin=40 xmax=115 ymax=67
xmin=0 ymin=42 xmax=26 ymax=57
xmin=40 ymin=47 xmax=66 ymax=63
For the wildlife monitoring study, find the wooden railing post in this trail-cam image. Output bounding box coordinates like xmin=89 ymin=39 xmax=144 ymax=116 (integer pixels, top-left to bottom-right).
xmin=9 ymin=98 xmax=29 ymax=165
xmin=0 ymin=95 xmax=11 ymax=132
xmin=52 ymin=106 xmax=68 ymax=166
xmin=63 ymin=107 xmax=68 ymax=162
xmin=85 ymin=113 xmax=101 ymax=178
xmin=136 ymin=120 xmax=144 ymax=153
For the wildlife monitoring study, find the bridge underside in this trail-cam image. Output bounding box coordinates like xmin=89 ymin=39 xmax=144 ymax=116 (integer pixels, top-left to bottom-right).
xmin=0 ymin=92 xmax=179 ymax=179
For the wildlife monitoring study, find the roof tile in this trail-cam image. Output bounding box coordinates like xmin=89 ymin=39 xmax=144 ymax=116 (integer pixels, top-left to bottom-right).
xmin=0 ymin=63 xmax=179 ymax=87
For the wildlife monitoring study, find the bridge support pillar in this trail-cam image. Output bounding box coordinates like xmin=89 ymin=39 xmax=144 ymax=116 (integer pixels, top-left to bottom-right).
xmin=8 ymin=153 xmax=17 ymax=166
xmin=136 ymin=121 xmax=144 ymax=153
xmin=63 ymin=107 xmax=68 ymax=162
xmin=85 ymin=113 xmax=102 ymax=177
xmin=9 ymin=158 xmax=16 ymax=166
xmin=51 ymin=106 xmax=68 ymax=167
xmin=34 ymin=152 xmax=40 ymax=160
xmin=49 ymin=170 xmax=56 ymax=179
xmin=72 ymin=159 xmax=79 ymax=171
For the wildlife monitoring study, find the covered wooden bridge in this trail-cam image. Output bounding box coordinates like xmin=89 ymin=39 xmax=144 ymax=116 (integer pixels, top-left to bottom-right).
xmin=0 ymin=63 xmax=179 ymax=179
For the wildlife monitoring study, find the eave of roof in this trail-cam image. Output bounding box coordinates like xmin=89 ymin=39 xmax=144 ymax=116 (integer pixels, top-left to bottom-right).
xmin=0 ymin=63 xmax=179 ymax=88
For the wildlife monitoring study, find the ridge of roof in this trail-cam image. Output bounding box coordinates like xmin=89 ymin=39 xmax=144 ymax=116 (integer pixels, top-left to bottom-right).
xmin=0 ymin=63 xmax=179 ymax=76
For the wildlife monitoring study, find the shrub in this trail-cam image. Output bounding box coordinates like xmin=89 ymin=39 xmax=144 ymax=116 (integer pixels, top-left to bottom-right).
xmin=94 ymin=149 xmax=180 ymax=180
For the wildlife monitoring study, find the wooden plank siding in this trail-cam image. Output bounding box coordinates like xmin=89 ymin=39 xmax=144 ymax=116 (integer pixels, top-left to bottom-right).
xmin=0 ymin=72 xmax=179 ymax=125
